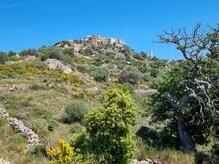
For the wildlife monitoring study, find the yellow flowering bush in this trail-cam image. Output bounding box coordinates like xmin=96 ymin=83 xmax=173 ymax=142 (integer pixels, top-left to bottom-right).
xmin=47 ymin=139 xmax=75 ymax=164
xmin=0 ymin=60 xmax=84 ymax=85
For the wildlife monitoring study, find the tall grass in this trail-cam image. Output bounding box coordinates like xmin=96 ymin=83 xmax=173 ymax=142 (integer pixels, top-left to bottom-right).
xmin=134 ymin=138 xmax=195 ymax=164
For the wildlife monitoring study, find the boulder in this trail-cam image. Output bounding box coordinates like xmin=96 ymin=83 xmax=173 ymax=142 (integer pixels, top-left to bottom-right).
xmin=44 ymin=58 xmax=73 ymax=74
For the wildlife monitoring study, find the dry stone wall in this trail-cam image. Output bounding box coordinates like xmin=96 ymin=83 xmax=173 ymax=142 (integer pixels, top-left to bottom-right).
xmin=0 ymin=105 xmax=41 ymax=150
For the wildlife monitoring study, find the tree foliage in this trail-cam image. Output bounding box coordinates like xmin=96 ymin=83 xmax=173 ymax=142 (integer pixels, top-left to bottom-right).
xmin=84 ymin=86 xmax=137 ymax=163
xmin=0 ymin=52 xmax=8 ymax=64
xmin=150 ymin=24 xmax=219 ymax=151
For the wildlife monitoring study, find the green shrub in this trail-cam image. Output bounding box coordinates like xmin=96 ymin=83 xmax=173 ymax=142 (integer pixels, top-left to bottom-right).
xmin=80 ymin=48 xmax=93 ymax=56
xmin=70 ymin=123 xmax=86 ymax=134
xmin=63 ymin=100 xmax=90 ymax=123
xmin=8 ymin=51 xmax=17 ymax=57
xmin=20 ymin=49 xmax=38 ymax=57
xmin=84 ymin=86 xmax=137 ymax=164
xmin=143 ymin=73 xmax=151 ymax=82
xmin=92 ymin=68 xmax=109 ymax=82
xmin=29 ymin=144 xmax=47 ymax=158
xmin=105 ymin=52 xmax=115 ymax=59
xmin=30 ymin=118 xmax=49 ymax=134
xmin=118 ymin=71 xmax=142 ymax=85
xmin=71 ymin=132 xmax=89 ymax=159
xmin=150 ymin=68 xmax=159 ymax=78
xmin=0 ymin=52 xmax=8 ymax=64
xmin=39 ymin=47 xmax=62 ymax=61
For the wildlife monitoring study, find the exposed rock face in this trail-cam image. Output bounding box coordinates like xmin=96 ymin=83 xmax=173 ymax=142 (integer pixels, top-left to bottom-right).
xmin=44 ymin=58 xmax=73 ymax=74
xmin=0 ymin=105 xmax=41 ymax=150
xmin=133 ymin=159 xmax=161 ymax=164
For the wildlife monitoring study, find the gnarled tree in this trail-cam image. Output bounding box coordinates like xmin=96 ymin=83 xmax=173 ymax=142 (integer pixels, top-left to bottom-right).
xmin=151 ymin=24 xmax=218 ymax=152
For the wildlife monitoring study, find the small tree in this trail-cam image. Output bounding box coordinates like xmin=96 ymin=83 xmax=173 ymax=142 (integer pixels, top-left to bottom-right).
xmin=93 ymin=68 xmax=109 ymax=82
xmin=63 ymin=100 xmax=89 ymax=123
xmin=118 ymin=71 xmax=142 ymax=85
xmin=0 ymin=52 xmax=8 ymax=64
xmin=85 ymin=86 xmax=137 ymax=163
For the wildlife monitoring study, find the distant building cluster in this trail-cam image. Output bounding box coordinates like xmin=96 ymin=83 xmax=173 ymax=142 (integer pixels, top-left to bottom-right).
xmin=53 ymin=35 xmax=127 ymax=59
xmin=83 ymin=35 xmax=125 ymax=47
xmin=54 ymin=35 xmax=126 ymax=51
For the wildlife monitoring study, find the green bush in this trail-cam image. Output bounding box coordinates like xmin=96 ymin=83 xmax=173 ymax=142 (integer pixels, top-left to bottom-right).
xmin=39 ymin=47 xmax=64 ymax=61
xmin=150 ymin=68 xmax=159 ymax=78
xmin=92 ymin=68 xmax=109 ymax=82
xmin=70 ymin=123 xmax=86 ymax=134
xmin=8 ymin=51 xmax=17 ymax=57
xmin=0 ymin=52 xmax=8 ymax=64
xmin=143 ymin=73 xmax=151 ymax=82
xmin=84 ymin=86 xmax=137 ymax=164
xmin=105 ymin=52 xmax=115 ymax=59
xmin=26 ymin=117 xmax=56 ymax=136
xmin=20 ymin=49 xmax=38 ymax=57
xmin=80 ymin=48 xmax=93 ymax=56
xmin=118 ymin=70 xmax=142 ymax=85
xmin=63 ymin=100 xmax=90 ymax=123
xmin=29 ymin=144 xmax=47 ymax=158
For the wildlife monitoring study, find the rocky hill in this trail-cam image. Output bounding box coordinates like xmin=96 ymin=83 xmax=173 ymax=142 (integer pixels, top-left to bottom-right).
xmin=0 ymin=36 xmax=178 ymax=163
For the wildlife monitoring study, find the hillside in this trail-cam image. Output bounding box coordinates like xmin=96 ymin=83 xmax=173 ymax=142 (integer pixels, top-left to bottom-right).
xmin=0 ymin=35 xmax=176 ymax=163
xmin=1 ymin=31 xmax=218 ymax=164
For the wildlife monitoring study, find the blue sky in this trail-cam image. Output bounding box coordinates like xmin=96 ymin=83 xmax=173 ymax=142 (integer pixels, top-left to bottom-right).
xmin=0 ymin=0 xmax=218 ymax=59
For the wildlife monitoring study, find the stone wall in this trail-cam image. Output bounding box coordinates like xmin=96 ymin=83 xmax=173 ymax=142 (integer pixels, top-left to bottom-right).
xmin=0 ymin=105 xmax=41 ymax=150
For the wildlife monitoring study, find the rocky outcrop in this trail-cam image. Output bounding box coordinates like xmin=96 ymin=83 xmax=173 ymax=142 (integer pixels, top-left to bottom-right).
xmin=0 ymin=105 xmax=41 ymax=150
xmin=44 ymin=58 xmax=73 ymax=74
xmin=133 ymin=159 xmax=161 ymax=164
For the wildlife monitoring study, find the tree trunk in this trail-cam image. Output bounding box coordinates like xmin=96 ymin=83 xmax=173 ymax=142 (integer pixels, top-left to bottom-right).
xmin=177 ymin=112 xmax=195 ymax=152
xmin=165 ymin=92 xmax=195 ymax=151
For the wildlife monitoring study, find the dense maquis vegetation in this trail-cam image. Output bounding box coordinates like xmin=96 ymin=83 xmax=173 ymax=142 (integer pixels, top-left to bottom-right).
xmin=0 ymin=25 xmax=218 ymax=164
